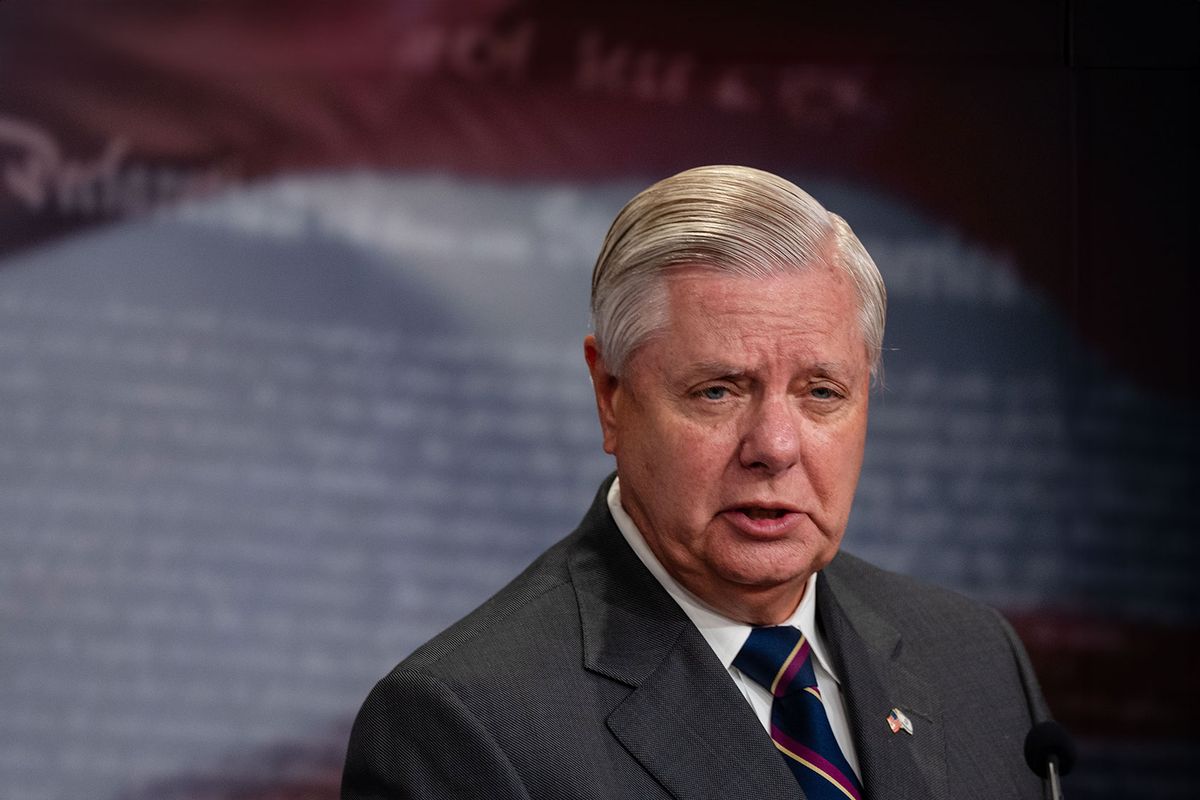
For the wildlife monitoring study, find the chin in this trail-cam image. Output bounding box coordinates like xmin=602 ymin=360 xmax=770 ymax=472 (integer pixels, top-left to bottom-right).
xmin=709 ymin=539 xmax=828 ymax=589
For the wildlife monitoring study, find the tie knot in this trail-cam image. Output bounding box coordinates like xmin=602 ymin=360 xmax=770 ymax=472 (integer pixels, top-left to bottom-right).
xmin=733 ymin=626 xmax=817 ymax=697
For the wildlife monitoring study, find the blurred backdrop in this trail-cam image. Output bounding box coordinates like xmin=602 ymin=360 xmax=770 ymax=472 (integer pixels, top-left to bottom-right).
xmin=1 ymin=2 xmax=1196 ymax=798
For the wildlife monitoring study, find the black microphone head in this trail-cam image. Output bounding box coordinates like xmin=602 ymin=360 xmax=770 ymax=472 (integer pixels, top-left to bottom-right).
xmin=1024 ymin=720 xmax=1077 ymax=778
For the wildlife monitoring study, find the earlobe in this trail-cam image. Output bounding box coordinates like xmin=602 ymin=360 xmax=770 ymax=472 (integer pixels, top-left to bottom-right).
xmin=583 ymin=336 xmax=620 ymax=455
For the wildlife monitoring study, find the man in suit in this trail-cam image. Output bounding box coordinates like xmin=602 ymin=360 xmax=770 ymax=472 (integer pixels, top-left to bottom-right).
xmin=342 ymin=166 xmax=1052 ymax=799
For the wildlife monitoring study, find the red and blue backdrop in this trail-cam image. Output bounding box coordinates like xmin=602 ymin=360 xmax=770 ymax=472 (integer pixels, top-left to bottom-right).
xmin=1 ymin=2 xmax=1195 ymax=798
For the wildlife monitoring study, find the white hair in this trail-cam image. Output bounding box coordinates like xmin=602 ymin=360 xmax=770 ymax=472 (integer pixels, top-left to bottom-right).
xmin=590 ymin=165 xmax=886 ymax=379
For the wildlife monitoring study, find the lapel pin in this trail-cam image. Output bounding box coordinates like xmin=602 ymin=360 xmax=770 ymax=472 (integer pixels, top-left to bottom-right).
xmin=887 ymin=707 xmax=914 ymax=735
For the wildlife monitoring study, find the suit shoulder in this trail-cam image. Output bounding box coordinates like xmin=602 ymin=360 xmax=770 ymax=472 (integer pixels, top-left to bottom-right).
xmin=389 ymin=530 xmax=582 ymax=682
xmin=824 ymin=550 xmax=1013 ymax=635
xmin=823 ymin=550 xmax=1046 ymax=706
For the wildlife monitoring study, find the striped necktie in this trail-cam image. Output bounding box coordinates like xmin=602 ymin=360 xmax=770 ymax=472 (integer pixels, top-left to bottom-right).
xmin=733 ymin=625 xmax=864 ymax=800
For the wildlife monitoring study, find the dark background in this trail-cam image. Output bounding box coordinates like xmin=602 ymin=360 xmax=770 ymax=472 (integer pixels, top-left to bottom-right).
xmin=1 ymin=2 xmax=1195 ymax=798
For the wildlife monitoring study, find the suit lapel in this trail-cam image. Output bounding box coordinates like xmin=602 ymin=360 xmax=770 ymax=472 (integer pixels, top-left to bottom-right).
xmin=566 ymin=488 xmax=798 ymax=800
xmin=818 ymin=560 xmax=949 ymax=800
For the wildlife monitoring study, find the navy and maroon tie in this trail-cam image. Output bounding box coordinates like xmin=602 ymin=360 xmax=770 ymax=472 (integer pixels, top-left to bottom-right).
xmin=733 ymin=625 xmax=864 ymax=800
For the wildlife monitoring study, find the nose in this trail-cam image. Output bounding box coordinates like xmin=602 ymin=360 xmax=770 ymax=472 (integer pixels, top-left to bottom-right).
xmin=738 ymin=396 xmax=801 ymax=474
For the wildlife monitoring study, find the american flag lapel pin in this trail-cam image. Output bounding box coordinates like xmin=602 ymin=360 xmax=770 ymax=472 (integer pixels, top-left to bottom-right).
xmin=887 ymin=707 xmax=914 ymax=735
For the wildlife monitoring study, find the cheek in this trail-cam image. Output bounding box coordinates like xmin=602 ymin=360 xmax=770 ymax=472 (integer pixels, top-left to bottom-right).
xmin=634 ymin=417 xmax=734 ymax=507
xmin=808 ymin=420 xmax=868 ymax=499
xmin=637 ymin=403 xmax=719 ymax=454
xmin=666 ymin=420 xmax=738 ymax=477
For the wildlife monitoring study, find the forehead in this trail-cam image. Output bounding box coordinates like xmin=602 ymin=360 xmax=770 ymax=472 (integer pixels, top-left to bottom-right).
xmin=629 ymin=266 xmax=869 ymax=379
xmin=675 ymin=263 xmax=858 ymax=327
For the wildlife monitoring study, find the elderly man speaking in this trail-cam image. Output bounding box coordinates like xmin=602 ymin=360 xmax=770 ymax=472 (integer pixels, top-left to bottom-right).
xmin=342 ymin=166 xmax=1052 ymax=799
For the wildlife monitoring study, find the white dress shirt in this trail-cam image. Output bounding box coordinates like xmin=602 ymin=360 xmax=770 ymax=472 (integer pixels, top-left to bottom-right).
xmin=607 ymin=478 xmax=862 ymax=780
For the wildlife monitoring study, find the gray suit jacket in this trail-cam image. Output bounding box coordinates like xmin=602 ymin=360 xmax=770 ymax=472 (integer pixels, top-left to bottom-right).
xmin=343 ymin=478 xmax=1050 ymax=799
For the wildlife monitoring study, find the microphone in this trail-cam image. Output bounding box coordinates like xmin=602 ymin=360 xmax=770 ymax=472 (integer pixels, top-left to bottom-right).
xmin=1024 ymin=721 xmax=1076 ymax=800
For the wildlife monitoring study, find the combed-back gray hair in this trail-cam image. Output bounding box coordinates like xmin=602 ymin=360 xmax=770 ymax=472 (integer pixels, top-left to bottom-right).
xmin=590 ymin=165 xmax=886 ymax=380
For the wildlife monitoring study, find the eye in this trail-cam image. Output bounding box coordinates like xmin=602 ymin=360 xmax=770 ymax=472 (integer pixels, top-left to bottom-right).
xmin=810 ymin=386 xmax=840 ymax=400
xmin=697 ymin=385 xmax=730 ymax=401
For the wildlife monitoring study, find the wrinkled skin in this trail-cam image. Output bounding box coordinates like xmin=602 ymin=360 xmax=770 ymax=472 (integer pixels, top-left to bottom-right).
xmin=585 ymin=266 xmax=872 ymax=624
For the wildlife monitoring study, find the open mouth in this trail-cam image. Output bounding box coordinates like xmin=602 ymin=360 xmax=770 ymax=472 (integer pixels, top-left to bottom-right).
xmin=739 ymin=507 xmax=790 ymax=520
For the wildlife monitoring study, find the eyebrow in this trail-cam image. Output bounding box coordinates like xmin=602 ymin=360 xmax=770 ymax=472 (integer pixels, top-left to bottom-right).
xmin=683 ymin=362 xmax=747 ymax=380
xmin=683 ymin=360 xmax=850 ymax=378
xmin=809 ymin=361 xmax=849 ymax=377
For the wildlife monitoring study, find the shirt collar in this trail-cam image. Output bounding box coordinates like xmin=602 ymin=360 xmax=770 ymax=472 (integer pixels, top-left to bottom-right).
xmin=606 ymin=477 xmax=841 ymax=684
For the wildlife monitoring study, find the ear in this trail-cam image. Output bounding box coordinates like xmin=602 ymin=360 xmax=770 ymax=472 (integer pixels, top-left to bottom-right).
xmin=584 ymin=335 xmax=620 ymax=455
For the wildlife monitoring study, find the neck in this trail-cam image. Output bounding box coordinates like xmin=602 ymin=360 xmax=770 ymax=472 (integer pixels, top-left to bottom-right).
xmin=700 ymin=582 xmax=806 ymax=623
xmin=685 ymin=576 xmax=809 ymax=626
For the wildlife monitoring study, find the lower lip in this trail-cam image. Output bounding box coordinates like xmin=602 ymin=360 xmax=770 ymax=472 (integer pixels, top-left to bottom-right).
xmin=720 ymin=510 xmax=804 ymax=539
